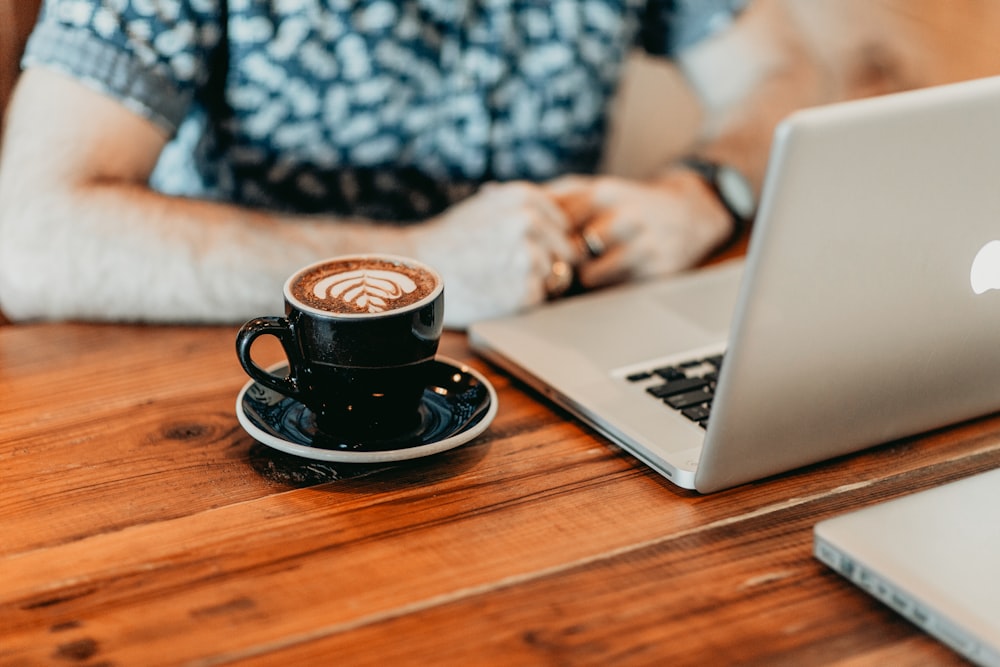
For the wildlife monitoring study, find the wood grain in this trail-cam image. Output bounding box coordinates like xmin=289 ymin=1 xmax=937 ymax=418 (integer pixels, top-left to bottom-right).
xmin=1 ymin=322 xmax=997 ymax=665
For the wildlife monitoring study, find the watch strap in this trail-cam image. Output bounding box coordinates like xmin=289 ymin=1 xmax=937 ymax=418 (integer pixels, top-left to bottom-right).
xmin=678 ymin=157 xmax=752 ymax=249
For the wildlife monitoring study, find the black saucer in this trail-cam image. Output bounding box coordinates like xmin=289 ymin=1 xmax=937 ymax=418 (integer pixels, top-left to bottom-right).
xmin=235 ymin=356 xmax=497 ymax=462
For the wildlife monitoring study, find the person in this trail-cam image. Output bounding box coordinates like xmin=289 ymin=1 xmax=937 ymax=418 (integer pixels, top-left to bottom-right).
xmin=0 ymin=0 xmax=901 ymax=328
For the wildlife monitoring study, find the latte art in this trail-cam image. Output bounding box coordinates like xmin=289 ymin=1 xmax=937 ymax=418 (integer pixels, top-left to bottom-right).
xmin=290 ymin=257 xmax=439 ymax=315
xmin=313 ymin=269 xmax=416 ymax=313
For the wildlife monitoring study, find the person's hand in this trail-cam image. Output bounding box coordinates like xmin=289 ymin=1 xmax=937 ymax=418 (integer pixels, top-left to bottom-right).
xmin=406 ymin=181 xmax=581 ymax=329
xmin=546 ymin=172 xmax=734 ymax=289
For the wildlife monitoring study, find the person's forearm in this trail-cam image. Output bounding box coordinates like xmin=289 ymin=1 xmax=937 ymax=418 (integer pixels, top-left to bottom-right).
xmin=674 ymin=0 xmax=834 ymax=193
xmin=0 ymin=179 xmax=414 ymax=323
xmin=675 ymin=0 xmax=942 ymax=195
xmin=0 ymin=68 xmax=575 ymax=329
xmin=0 ymin=69 xmax=417 ymax=324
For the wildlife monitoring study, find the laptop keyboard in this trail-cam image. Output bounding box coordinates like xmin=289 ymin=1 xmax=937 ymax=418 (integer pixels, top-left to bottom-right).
xmin=626 ymin=354 xmax=724 ymax=429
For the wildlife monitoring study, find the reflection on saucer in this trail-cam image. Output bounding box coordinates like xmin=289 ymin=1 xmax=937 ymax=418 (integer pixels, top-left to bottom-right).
xmin=236 ymin=356 xmax=497 ymax=463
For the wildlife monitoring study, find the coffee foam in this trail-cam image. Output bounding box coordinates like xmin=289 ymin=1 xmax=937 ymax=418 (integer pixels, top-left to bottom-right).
xmin=291 ymin=258 xmax=438 ymax=314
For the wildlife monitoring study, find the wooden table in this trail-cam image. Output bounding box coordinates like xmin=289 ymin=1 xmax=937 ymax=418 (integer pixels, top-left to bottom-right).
xmin=2 ymin=321 xmax=998 ymax=665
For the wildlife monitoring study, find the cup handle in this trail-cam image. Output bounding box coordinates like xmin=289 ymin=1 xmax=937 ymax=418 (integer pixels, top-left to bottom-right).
xmin=235 ymin=316 xmax=302 ymax=399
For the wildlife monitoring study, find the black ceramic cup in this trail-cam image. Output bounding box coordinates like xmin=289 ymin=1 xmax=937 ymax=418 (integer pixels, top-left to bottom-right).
xmin=236 ymin=255 xmax=445 ymax=441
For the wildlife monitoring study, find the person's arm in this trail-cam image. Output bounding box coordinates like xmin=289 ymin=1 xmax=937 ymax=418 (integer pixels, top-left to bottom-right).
xmin=549 ymin=0 xmax=925 ymax=288
xmin=546 ymin=0 xmax=822 ymax=287
xmin=0 ymin=69 xmax=577 ymax=328
xmin=675 ymin=0 xmax=947 ymax=191
xmin=671 ymin=0 xmax=834 ymax=193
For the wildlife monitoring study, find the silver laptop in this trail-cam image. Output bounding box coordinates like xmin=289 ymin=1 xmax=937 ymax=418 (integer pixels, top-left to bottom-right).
xmin=814 ymin=467 xmax=1000 ymax=666
xmin=469 ymin=75 xmax=1000 ymax=493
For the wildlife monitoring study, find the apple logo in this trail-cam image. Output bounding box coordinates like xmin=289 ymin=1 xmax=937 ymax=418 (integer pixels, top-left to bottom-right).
xmin=970 ymin=240 xmax=1000 ymax=294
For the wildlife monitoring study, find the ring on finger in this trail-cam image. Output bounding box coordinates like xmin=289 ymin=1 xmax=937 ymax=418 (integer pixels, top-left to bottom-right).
xmin=544 ymin=258 xmax=574 ymax=298
xmin=581 ymin=227 xmax=607 ymax=258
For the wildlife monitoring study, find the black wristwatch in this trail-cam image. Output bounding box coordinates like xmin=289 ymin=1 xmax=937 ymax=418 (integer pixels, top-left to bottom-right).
xmin=679 ymin=157 xmax=757 ymax=244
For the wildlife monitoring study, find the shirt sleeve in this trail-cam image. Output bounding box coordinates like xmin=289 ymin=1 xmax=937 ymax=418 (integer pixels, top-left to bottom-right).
xmin=22 ymin=0 xmax=224 ymax=135
xmin=640 ymin=0 xmax=751 ymax=56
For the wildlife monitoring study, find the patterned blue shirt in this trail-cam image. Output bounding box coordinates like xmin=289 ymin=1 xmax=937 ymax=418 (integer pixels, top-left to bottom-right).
xmin=25 ymin=0 xmax=745 ymax=221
